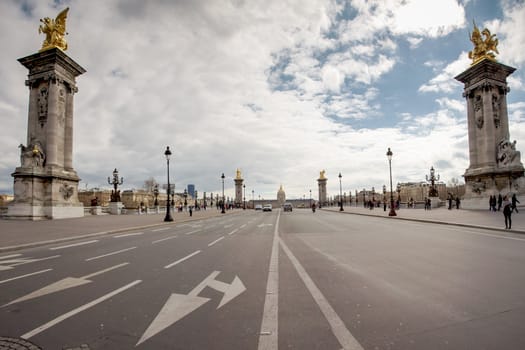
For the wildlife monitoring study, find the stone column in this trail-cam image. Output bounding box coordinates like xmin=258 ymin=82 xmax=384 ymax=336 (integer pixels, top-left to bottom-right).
xmin=317 ymin=177 xmax=327 ymax=207
xmin=7 ymin=48 xmax=86 ymax=220
xmin=455 ymin=59 xmax=524 ymax=208
xmin=234 ymin=178 xmax=243 ymax=207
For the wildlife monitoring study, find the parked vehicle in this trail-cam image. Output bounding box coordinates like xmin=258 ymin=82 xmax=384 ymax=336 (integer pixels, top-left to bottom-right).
xmin=255 ymin=204 xmax=263 ymax=210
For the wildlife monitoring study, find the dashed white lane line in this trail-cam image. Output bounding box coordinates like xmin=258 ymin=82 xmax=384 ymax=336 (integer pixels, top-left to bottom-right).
xmin=0 ymin=269 xmax=53 ymax=285
xmin=185 ymin=229 xmax=202 ymax=235
xmin=164 ymin=250 xmax=201 ymax=269
xmin=228 ymin=228 xmax=239 ymax=236
xmin=85 ymin=247 xmax=137 ymax=261
xmin=152 ymin=236 xmax=177 ymax=244
xmin=49 ymin=240 xmax=98 ymax=250
xmin=21 ymin=279 xmax=142 ymax=340
xmin=207 ymin=236 xmax=225 ymax=247
xmin=151 ymin=227 xmax=172 ymax=232
xmin=279 ymin=237 xmax=364 ymax=350
xmin=114 ymin=232 xmax=143 ymax=238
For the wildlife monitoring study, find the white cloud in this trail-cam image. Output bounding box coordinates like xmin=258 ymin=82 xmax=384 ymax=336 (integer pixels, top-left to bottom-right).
xmin=419 ymin=53 xmax=471 ymax=93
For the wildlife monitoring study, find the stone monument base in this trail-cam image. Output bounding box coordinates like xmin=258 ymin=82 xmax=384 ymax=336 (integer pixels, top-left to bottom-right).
xmin=428 ymin=196 xmax=441 ymax=209
xmin=109 ymin=202 xmax=123 ymax=215
xmin=5 ymin=167 xmax=84 ymax=220
xmin=461 ymin=170 xmax=525 ymax=210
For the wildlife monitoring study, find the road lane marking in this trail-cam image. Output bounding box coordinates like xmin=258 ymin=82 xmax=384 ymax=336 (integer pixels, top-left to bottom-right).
xmin=164 ymin=250 xmax=201 ymax=269
xmin=257 ymin=210 xmax=280 ymax=350
xmin=0 ymin=255 xmax=61 ymax=271
xmin=0 ymin=254 xmax=22 ymax=260
xmin=151 ymin=227 xmax=171 ymax=232
xmin=21 ymin=279 xmax=142 ymax=340
xmin=279 ymin=238 xmax=364 ymax=350
xmin=240 ymin=224 xmax=247 ymax=229
xmin=185 ymin=229 xmax=201 ymax=235
xmin=152 ymin=236 xmax=178 ymax=244
xmin=137 ymin=271 xmax=246 ymax=346
xmin=228 ymin=229 xmax=239 ymax=236
xmin=0 ymin=269 xmax=53 ymax=285
xmin=50 ymin=240 xmax=98 ymax=250
xmin=3 ymin=263 xmax=129 ymax=307
xmin=208 ymin=236 xmax=225 ymax=247
xmin=114 ymin=232 xmax=144 ymax=238
xmin=85 ymin=247 xmax=137 ymax=261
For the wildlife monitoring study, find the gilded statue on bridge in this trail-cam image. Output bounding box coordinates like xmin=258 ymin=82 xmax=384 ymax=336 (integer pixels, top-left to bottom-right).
xmin=39 ymin=7 xmax=69 ymax=52
xmin=468 ymin=22 xmax=499 ymax=65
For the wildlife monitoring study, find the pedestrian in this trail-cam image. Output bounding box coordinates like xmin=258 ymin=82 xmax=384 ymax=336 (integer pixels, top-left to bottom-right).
xmin=448 ymin=193 xmax=453 ymax=210
xmin=189 ymin=206 xmax=193 ymax=217
xmin=503 ymin=196 xmax=512 ymax=229
xmin=512 ymin=193 xmax=520 ymax=213
xmin=455 ymin=196 xmax=460 ymax=209
xmin=498 ymin=194 xmax=503 ymax=211
xmin=427 ymin=198 xmax=431 ymax=210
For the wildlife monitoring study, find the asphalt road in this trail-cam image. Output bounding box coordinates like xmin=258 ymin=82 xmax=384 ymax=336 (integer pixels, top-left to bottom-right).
xmin=1 ymin=209 xmax=525 ymax=349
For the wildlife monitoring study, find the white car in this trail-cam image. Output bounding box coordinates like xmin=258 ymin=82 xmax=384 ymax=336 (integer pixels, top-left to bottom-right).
xmin=255 ymin=204 xmax=263 ymax=210
xmin=263 ymin=204 xmax=273 ymax=212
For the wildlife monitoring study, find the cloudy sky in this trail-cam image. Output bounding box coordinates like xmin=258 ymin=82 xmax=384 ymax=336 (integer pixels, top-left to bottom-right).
xmin=0 ymin=0 xmax=524 ymax=201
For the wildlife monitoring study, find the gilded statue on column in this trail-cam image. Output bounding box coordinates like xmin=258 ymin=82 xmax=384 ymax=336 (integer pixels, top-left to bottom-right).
xmin=468 ymin=22 xmax=499 ymax=65
xmin=39 ymin=7 xmax=69 ymax=52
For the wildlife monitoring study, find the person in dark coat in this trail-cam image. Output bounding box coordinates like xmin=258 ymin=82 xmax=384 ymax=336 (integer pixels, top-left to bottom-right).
xmin=498 ymin=194 xmax=503 ymax=211
xmin=512 ymin=194 xmax=520 ymax=213
xmin=503 ymin=196 xmax=512 ymax=229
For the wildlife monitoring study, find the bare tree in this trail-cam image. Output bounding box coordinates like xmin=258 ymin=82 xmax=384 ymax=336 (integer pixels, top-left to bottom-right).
xmin=143 ymin=177 xmax=158 ymax=193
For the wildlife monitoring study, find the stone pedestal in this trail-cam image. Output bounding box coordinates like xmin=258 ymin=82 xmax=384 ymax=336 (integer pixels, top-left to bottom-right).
xmin=455 ymin=59 xmax=524 ymax=209
xmin=428 ymin=196 xmax=441 ymax=209
xmin=6 ymin=48 xmax=86 ymax=220
xmin=317 ymin=177 xmax=327 ymax=207
xmin=109 ymin=202 xmax=123 ymax=215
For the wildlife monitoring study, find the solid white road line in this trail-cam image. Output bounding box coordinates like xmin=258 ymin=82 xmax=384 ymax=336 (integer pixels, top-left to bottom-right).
xmin=152 ymin=236 xmax=178 ymax=244
xmin=0 ymin=254 xmax=22 ymax=260
xmin=21 ymin=279 xmax=142 ymax=340
xmin=0 ymin=269 xmax=52 ymax=285
xmin=114 ymin=232 xmax=143 ymax=238
xmin=279 ymin=238 xmax=364 ymax=350
xmin=207 ymin=236 xmax=225 ymax=247
xmin=164 ymin=250 xmax=201 ymax=269
xmin=49 ymin=240 xmax=98 ymax=250
xmin=85 ymin=247 xmax=137 ymax=261
xmin=257 ymin=211 xmax=280 ymax=350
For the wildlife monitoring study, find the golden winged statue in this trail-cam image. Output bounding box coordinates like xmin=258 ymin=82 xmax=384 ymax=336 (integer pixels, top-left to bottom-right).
xmin=468 ymin=21 xmax=499 ymax=65
xmin=38 ymin=7 xmax=69 ymax=52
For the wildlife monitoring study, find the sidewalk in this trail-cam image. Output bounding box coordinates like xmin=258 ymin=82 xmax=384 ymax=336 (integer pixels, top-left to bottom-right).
xmin=321 ymin=205 xmax=525 ymax=234
xmin=0 ymin=209 xmax=238 ymax=253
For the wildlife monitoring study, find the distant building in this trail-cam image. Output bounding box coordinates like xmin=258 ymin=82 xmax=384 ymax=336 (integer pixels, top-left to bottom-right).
xmin=187 ymin=184 xmax=195 ymax=198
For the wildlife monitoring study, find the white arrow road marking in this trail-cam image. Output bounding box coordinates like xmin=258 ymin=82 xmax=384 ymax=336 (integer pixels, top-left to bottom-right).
xmin=0 ymin=255 xmax=60 ymax=271
xmin=21 ymin=279 xmax=142 ymax=340
xmin=0 ymin=269 xmax=53 ymax=285
xmin=3 ymin=263 xmax=129 ymax=307
xmin=137 ymin=271 xmax=246 ymax=346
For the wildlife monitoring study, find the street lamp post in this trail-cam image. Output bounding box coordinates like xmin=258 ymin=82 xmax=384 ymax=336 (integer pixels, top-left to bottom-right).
xmin=387 ymin=147 xmax=397 ymax=216
xmin=221 ymin=173 xmax=226 ymax=214
xmin=252 ymin=189 xmax=254 ymax=209
xmin=243 ymin=184 xmax=246 ymax=210
xmin=107 ymin=168 xmax=124 ymax=202
xmin=164 ymin=146 xmax=173 ymax=222
xmin=383 ymin=184 xmax=387 ymax=211
xmin=183 ymin=189 xmax=187 ymax=210
xmin=309 ymin=189 xmax=312 ymax=208
xmin=338 ymin=172 xmax=344 ymax=211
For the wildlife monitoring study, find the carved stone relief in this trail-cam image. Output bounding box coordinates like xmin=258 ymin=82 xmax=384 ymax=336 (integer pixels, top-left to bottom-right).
xmin=37 ymin=85 xmax=48 ymax=127
xmin=492 ymin=93 xmax=500 ymax=128
xmin=474 ymin=94 xmax=483 ymax=129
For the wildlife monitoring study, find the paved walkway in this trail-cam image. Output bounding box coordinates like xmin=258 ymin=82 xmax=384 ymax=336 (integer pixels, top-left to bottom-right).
xmin=1 ymin=206 xmax=523 ymax=254
xmin=321 ymin=205 xmax=525 ymax=234
xmin=0 ymin=209 xmax=238 ymax=253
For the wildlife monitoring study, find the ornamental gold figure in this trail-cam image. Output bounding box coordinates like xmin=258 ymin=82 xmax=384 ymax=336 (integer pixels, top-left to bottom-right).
xmin=38 ymin=7 xmax=69 ymax=52
xmin=468 ymin=21 xmax=499 ymax=65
